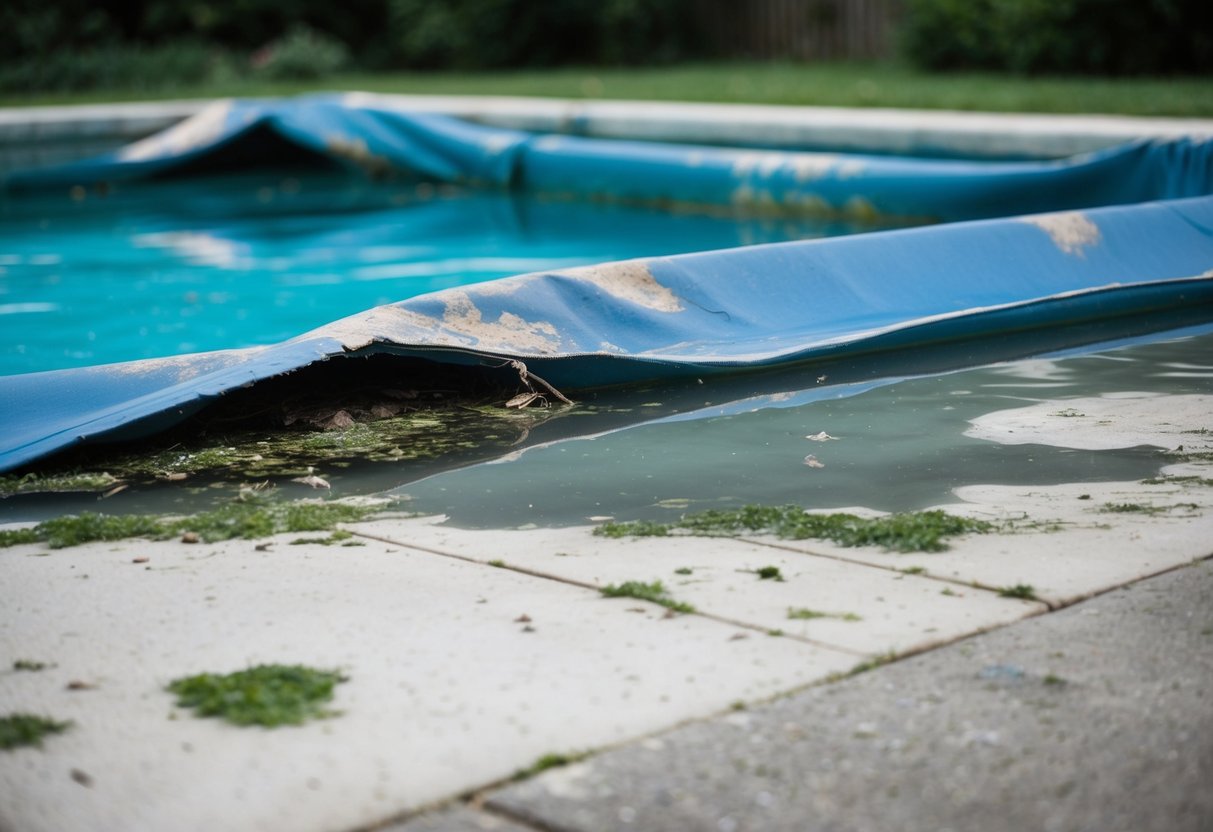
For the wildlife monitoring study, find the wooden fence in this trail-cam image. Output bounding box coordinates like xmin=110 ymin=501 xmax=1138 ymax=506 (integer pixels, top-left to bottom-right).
xmin=692 ymin=0 xmax=904 ymax=62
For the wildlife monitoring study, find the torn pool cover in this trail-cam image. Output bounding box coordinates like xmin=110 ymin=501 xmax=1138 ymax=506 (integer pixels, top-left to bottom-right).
xmin=1 ymin=94 xmax=1212 ymax=472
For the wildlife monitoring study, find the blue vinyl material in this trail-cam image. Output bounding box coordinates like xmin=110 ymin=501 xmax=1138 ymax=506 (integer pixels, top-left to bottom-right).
xmin=1 ymin=94 xmax=1212 ymax=471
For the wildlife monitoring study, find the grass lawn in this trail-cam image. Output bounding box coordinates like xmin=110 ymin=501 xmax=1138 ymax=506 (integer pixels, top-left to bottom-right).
xmin=2 ymin=61 xmax=1211 ymax=117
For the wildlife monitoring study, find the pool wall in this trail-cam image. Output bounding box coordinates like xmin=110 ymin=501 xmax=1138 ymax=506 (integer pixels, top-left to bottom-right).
xmin=3 ymin=94 xmax=1213 ymax=171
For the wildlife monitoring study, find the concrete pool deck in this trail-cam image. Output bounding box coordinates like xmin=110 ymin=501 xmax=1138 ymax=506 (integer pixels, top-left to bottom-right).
xmin=2 ymin=392 xmax=1212 ymax=831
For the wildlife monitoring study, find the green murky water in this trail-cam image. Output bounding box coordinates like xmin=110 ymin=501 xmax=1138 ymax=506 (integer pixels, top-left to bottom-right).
xmin=4 ymin=322 xmax=1210 ymax=528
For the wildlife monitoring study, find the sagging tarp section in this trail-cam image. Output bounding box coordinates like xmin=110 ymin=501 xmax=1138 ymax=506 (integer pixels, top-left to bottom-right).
xmin=5 ymin=93 xmax=1213 ymax=222
xmin=2 ymin=195 xmax=1212 ymax=472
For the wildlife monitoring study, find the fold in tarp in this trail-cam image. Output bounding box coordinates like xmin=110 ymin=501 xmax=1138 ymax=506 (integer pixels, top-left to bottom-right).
xmin=2 ymin=195 xmax=1212 ymax=472
xmin=5 ymin=93 xmax=1213 ymax=222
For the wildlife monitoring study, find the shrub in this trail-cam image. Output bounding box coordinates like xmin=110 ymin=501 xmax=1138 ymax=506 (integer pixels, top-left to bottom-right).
xmin=901 ymin=0 xmax=1213 ymax=75
xmin=387 ymin=0 xmax=701 ymax=69
xmin=0 ymin=41 xmax=234 ymax=94
xmin=250 ymin=25 xmax=350 ymax=80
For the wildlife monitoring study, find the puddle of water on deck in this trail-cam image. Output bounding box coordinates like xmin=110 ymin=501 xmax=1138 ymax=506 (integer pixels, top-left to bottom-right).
xmin=6 ymin=322 xmax=1209 ymax=528
xmin=392 ymin=325 xmax=1213 ymax=528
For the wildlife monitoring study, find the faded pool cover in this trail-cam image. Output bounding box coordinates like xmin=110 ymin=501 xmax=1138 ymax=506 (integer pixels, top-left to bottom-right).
xmin=1 ymin=95 xmax=1212 ymax=471
xmin=5 ymin=93 xmax=1213 ymax=221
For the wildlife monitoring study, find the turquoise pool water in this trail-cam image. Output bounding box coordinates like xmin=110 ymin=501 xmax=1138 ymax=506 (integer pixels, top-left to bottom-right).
xmin=0 ymin=172 xmax=892 ymax=376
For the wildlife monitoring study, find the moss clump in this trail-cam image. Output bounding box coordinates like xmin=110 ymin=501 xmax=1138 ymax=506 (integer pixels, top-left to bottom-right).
xmin=595 ymin=506 xmax=991 ymax=552
xmin=0 ymin=527 xmax=41 ymax=547
xmin=1100 ymin=502 xmax=1159 ymax=514
xmin=0 ymin=499 xmax=376 ymax=550
xmin=25 ymin=402 xmax=551 ymax=485
xmin=281 ymin=503 xmax=370 ymax=532
xmin=512 ymin=751 xmax=588 ymax=781
xmin=787 ymin=607 xmax=861 ymax=621
xmin=0 ymin=471 xmax=119 ymax=497
xmin=35 ymin=513 xmax=171 ymax=548
xmin=756 ymin=566 xmax=784 ymax=581
xmin=167 ymin=664 xmax=348 ymax=727
xmin=1140 ymin=475 xmax=1213 ymax=487
xmin=998 ymin=584 xmax=1039 ymax=600
xmin=600 ymin=580 xmax=695 ymax=614
xmin=594 ymin=520 xmax=671 ymax=538
xmin=0 ymin=714 xmax=71 ymax=750
xmin=12 ymin=660 xmax=48 ymax=671
xmin=290 ymin=530 xmax=361 ymax=546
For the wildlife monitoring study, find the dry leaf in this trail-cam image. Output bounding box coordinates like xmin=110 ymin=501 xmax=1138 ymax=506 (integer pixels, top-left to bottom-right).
xmin=292 ymin=467 xmax=331 ymax=489
xmin=506 ymin=392 xmax=541 ymax=409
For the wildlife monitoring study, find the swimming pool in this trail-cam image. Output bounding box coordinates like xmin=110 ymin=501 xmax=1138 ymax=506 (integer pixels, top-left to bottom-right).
xmin=1 ymin=94 xmax=1211 ymax=522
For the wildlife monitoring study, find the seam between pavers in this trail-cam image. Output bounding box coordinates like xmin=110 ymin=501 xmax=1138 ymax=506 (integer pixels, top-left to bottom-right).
xmin=345 ymin=527 xmax=868 ymax=658
xmin=350 ymin=548 xmax=1213 ymax=832
xmin=360 ymin=792 xmax=558 ymax=832
xmin=739 ymin=534 xmax=1061 ymax=609
xmin=745 ymin=533 xmax=1213 ymax=612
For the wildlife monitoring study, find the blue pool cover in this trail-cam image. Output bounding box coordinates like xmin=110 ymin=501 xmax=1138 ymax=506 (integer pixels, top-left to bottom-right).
xmin=2 ymin=94 xmax=1212 ymax=471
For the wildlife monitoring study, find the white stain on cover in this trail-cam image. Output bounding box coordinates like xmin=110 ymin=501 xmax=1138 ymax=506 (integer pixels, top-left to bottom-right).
xmin=316 ymin=306 xmax=443 ymax=351
xmin=108 ymin=348 xmax=263 ymax=383
xmin=120 ymin=100 xmax=235 ymax=162
xmin=732 ymin=151 xmax=866 ymax=182
xmin=556 ymin=259 xmax=683 ymax=313
xmin=1019 ymin=211 xmax=1102 ymax=256
xmin=441 ymin=292 xmax=562 ymax=352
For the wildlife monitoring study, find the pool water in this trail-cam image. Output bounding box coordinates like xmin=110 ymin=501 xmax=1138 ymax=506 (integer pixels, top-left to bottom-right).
xmin=4 ymin=322 xmax=1209 ymax=527
xmin=0 ymin=172 xmax=898 ymax=376
xmin=396 ymin=325 xmax=1213 ymax=527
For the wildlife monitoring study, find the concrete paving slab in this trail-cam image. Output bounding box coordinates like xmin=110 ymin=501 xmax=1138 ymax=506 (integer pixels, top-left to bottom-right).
xmin=480 ymin=558 xmax=1213 ymax=832
xmin=0 ymin=532 xmax=850 ymax=832
xmin=760 ymin=474 xmax=1213 ymax=608
xmin=350 ymin=519 xmax=1045 ymax=657
xmin=760 ymin=392 xmax=1213 ymax=606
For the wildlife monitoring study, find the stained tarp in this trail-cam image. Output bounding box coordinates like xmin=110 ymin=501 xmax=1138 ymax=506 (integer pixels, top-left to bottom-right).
xmin=2 ymin=193 xmax=1212 ymax=472
xmin=5 ymin=93 xmax=1213 ymax=222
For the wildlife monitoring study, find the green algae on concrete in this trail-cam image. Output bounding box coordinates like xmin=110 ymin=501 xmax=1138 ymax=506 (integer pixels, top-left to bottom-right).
xmin=595 ymin=506 xmax=993 ymax=552
xmin=787 ymin=607 xmax=862 ymax=622
xmin=0 ymin=714 xmax=71 ymax=750
xmin=512 ymin=751 xmax=589 ymax=782
xmin=0 ymin=498 xmax=375 ymax=549
xmin=0 ymin=471 xmax=120 ymax=497
xmin=11 ymin=660 xmax=49 ymax=671
xmin=997 ymin=584 xmax=1040 ymax=600
xmin=72 ymin=409 xmax=519 ymax=480
xmin=600 ymin=580 xmax=696 ymax=614
xmin=167 ymin=664 xmax=348 ymax=728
